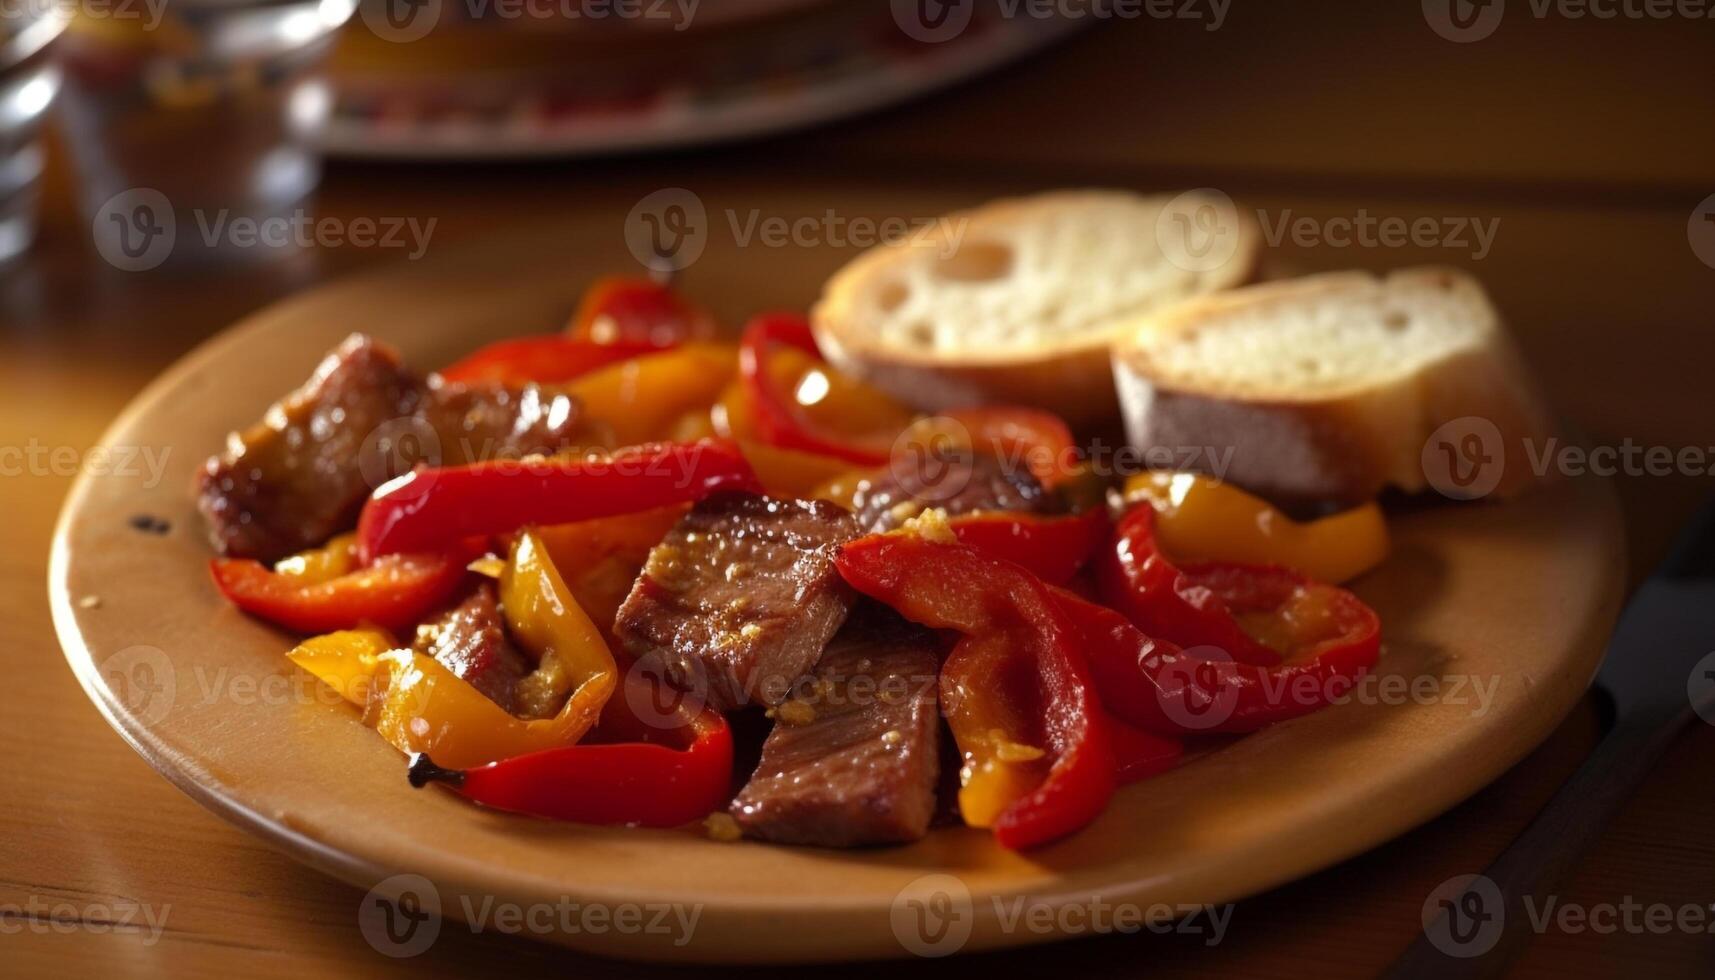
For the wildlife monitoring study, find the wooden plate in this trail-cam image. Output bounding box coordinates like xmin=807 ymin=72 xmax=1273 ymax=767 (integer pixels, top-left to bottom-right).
xmin=49 ymin=218 xmax=1626 ymax=963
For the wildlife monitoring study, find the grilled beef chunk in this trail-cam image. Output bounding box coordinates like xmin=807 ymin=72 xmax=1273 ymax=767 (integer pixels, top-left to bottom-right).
xmin=729 ymin=611 xmax=941 ymax=847
xmin=412 ymin=582 xmax=530 ymax=713
xmin=613 ymin=491 xmax=861 ymax=711
xmin=853 ymin=452 xmax=1047 ymax=532
xmin=197 ymin=334 xmax=581 ymax=562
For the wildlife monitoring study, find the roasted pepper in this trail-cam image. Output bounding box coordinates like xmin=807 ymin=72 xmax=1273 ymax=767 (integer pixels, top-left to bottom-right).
xmin=947 ymin=509 xmax=1110 ymax=586
xmin=436 ymin=336 xmax=666 ymax=387
xmin=1108 ymin=717 xmax=1184 ymax=783
xmin=568 ymin=344 xmax=737 ymax=448
xmin=529 ymin=505 xmax=688 ymax=638
xmin=1100 ymin=504 xmax=1279 ymax=666
xmin=497 ymin=528 xmax=619 ymax=720
xmin=567 ymin=276 xmax=717 ymax=346
xmin=286 ymin=627 xmax=394 ymax=706
xmin=737 ymin=441 xmax=860 ymax=499
xmin=738 ymin=312 xmax=915 ymax=466
xmin=836 ymin=533 xmax=1115 ymax=850
xmin=1101 ymin=503 xmax=1384 ymax=667
xmin=1090 ymin=505 xmax=1381 ymax=732
xmin=710 ymin=378 xmax=758 ymax=443
xmin=1057 ymin=581 xmax=1379 ymax=735
xmin=271 ymin=532 xmax=357 ymax=583
xmin=1124 ymin=471 xmax=1389 ymax=583
xmin=211 ymin=541 xmax=466 ymax=634
xmin=367 ymin=649 xmax=612 ymax=769
xmin=939 ymin=632 xmax=1055 ymax=829
xmin=291 ymin=530 xmax=620 ymax=769
xmin=406 ymin=699 xmax=732 ymax=828
xmin=357 ymin=439 xmax=760 ymax=561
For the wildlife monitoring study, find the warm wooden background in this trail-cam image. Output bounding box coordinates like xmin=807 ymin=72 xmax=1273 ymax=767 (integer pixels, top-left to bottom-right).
xmin=3 ymin=5 xmax=1713 ymax=977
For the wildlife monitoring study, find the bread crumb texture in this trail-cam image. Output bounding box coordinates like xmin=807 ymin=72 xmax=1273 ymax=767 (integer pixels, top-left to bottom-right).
xmin=1128 ymin=268 xmax=1496 ymax=398
xmin=830 ymin=190 xmax=1253 ymax=356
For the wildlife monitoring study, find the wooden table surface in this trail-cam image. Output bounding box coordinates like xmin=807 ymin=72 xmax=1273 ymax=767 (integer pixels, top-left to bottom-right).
xmin=3 ymin=7 xmax=1712 ymax=978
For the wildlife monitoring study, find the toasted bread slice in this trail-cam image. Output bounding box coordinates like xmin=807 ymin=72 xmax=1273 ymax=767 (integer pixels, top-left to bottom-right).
xmin=1112 ymin=267 xmax=1556 ymax=504
xmin=812 ymin=190 xmax=1260 ymax=428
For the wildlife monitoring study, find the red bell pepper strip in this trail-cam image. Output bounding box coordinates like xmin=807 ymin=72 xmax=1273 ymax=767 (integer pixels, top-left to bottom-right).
xmin=436 ymin=336 xmax=666 ymax=387
xmin=1057 ymin=584 xmax=1378 ymax=734
xmin=567 ymin=276 xmax=717 ymax=346
xmin=738 ymin=312 xmax=895 ymax=467
xmin=949 ymin=509 xmax=1109 ymax=586
xmin=406 ymin=706 xmax=733 ymax=828
xmin=1086 ymin=505 xmax=1382 ymax=733
xmin=1099 ymin=504 xmax=1283 ymax=666
xmin=1108 ymin=717 xmax=1183 ymax=783
xmin=357 ymin=440 xmax=761 ymax=562
xmin=210 ymin=551 xmax=465 ymax=634
xmin=836 ymin=533 xmax=1115 ymax=850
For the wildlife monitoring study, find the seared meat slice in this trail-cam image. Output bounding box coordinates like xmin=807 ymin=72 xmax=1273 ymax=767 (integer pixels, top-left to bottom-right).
xmin=412 ymin=582 xmax=529 ymax=713
xmin=729 ymin=611 xmax=941 ymax=847
xmin=853 ymin=452 xmax=1047 ymax=532
xmin=197 ymin=334 xmax=580 ymax=562
xmin=613 ymin=491 xmax=861 ymax=711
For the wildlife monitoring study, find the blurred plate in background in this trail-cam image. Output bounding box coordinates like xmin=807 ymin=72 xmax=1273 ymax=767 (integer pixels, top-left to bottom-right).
xmin=319 ymin=2 xmax=1086 ymax=158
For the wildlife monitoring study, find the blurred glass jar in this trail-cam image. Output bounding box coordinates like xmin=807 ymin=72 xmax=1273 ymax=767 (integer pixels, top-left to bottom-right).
xmin=0 ymin=2 xmax=67 ymax=265
xmin=58 ymin=0 xmax=355 ymax=270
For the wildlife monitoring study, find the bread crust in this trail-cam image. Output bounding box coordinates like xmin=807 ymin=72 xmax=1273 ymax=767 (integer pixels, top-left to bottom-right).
xmin=811 ymin=190 xmax=1261 ymax=430
xmin=1112 ymin=268 xmax=1558 ymax=504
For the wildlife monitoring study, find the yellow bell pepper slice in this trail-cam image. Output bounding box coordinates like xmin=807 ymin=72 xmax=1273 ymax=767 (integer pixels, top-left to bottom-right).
xmin=1123 ymin=471 xmax=1390 ymax=584
xmin=567 ymin=343 xmax=736 ymax=448
xmin=272 ymin=533 xmax=357 ymax=585
xmin=369 ymin=649 xmax=614 ymax=770
xmin=761 ymin=345 xmax=917 ymax=444
xmin=369 ymin=650 xmax=614 ymax=769
xmin=286 ymin=628 xmax=393 ymax=707
xmin=532 ymin=505 xmax=687 ymax=638
xmin=738 ymin=441 xmax=861 ymax=499
xmin=285 ymin=530 xmax=619 ymax=769
xmin=667 ymin=408 xmax=717 ymax=442
xmin=711 ymin=380 xmax=760 ymax=442
xmin=714 ymin=349 xmax=918 ymax=460
xmin=939 ymin=634 xmax=1050 ymax=829
xmin=499 ymin=528 xmax=618 ymax=719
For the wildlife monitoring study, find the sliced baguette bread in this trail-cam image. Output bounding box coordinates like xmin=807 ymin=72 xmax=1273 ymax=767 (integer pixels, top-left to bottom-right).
xmin=1111 ymin=267 xmax=1557 ymax=504
xmin=812 ymin=189 xmax=1260 ymax=429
